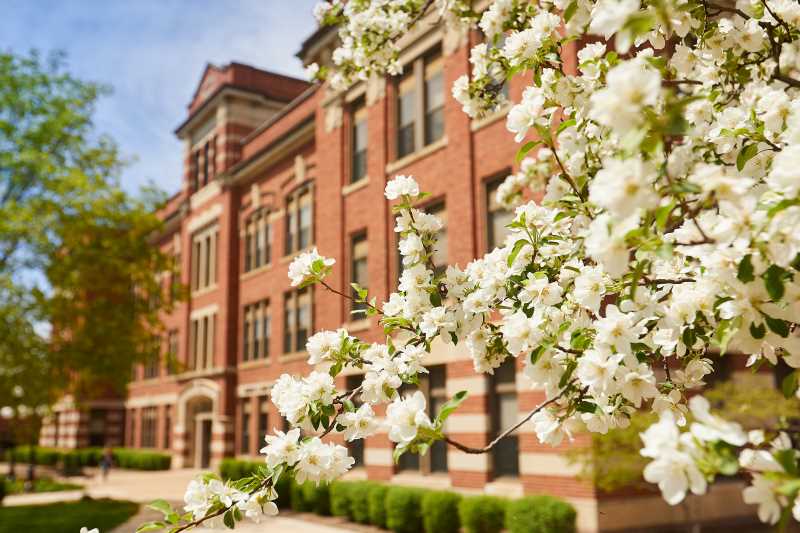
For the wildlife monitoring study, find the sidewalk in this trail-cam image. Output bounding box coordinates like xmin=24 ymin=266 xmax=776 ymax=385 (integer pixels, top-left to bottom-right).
xmin=2 ymin=467 xmax=353 ymax=532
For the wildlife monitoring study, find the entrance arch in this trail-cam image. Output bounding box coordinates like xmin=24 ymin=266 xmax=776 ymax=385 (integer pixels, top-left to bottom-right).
xmin=176 ymin=380 xmax=219 ymax=469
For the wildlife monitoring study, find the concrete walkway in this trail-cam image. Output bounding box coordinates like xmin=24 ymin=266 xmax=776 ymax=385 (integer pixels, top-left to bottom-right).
xmin=2 ymin=467 xmax=353 ymax=532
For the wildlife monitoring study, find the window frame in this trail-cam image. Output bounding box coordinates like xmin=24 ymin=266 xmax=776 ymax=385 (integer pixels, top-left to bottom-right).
xmin=190 ymin=224 xmax=219 ymax=293
xmin=244 ymin=208 xmax=272 ymax=273
xmin=395 ymin=46 xmax=445 ymax=160
xmin=349 ymin=231 xmax=369 ymax=320
xmin=243 ymin=299 xmax=270 ymax=362
xmin=396 ymin=364 xmax=448 ymax=475
xmin=489 ymin=358 xmax=519 ymax=478
xmin=484 ymin=171 xmax=513 ymax=252
xmin=284 ymin=184 xmax=314 ymax=256
xmin=351 ymin=98 xmax=368 ymax=183
xmin=283 ymin=288 xmax=312 ymax=354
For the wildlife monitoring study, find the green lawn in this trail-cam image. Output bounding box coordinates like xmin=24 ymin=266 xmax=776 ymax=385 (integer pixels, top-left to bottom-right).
xmin=4 ymin=476 xmax=82 ymax=494
xmin=0 ymin=498 xmax=139 ymax=533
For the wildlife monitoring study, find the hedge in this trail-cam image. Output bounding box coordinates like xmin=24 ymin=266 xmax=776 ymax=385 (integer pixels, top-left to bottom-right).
xmin=459 ymin=495 xmax=508 ymax=533
xmin=329 ymin=481 xmax=353 ymax=518
xmin=7 ymin=446 xmax=171 ymax=471
xmin=367 ymin=483 xmax=389 ymax=528
xmin=421 ymin=490 xmax=461 ymax=533
xmin=349 ymin=481 xmax=374 ymax=524
xmin=386 ymin=486 xmax=428 ymax=533
xmin=506 ymin=495 xmax=577 ymax=533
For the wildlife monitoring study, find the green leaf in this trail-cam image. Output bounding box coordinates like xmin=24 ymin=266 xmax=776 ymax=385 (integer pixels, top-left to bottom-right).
xmin=507 ymin=239 xmax=529 ymax=267
xmin=774 ymin=449 xmax=799 ymax=476
xmin=136 ymin=522 xmax=166 ymax=533
xmin=559 ymin=358 xmax=578 ymax=388
xmin=767 ymin=198 xmax=800 ymax=218
xmin=736 ymin=143 xmax=758 ymax=171
xmin=712 ymin=316 xmax=741 ymax=354
xmin=223 ymin=509 xmax=236 ymax=529
xmin=763 ymin=264 xmax=788 ymax=301
xmin=515 ymin=140 xmax=541 ymax=164
xmin=556 ymin=118 xmax=576 ymax=134
xmin=781 ymin=372 xmax=798 ymax=399
xmin=764 ymin=314 xmax=790 ymax=338
xmin=530 ymin=345 xmax=546 ymax=365
xmin=576 ymin=401 xmax=597 ymax=414
xmin=749 ymin=321 xmax=766 ymax=340
xmin=436 ymin=390 xmax=469 ymax=424
xmin=147 ymin=500 xmax=173 ymax=517
xmin=563 ymin=0 xmax=578 ymax=22
xmin=737 ymin=254 xmax=754 ymax=283
xmin=654 ymin=202 xmax=675 ymax=232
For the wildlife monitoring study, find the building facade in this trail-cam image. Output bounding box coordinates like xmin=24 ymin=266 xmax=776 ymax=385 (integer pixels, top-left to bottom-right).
xmin=44 ymin=14 xmax=760 ymax=532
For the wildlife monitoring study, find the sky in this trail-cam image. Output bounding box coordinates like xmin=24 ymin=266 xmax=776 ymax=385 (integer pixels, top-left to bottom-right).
xmin=1 ymin=0 xmax=319 ymax=196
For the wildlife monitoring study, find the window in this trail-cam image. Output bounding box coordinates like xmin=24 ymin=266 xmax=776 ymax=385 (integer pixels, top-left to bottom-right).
xmin=170 ymin=252 xmax=181 ymax=303
xmin=241 ymin=399 xmax=252 ymax=455
xmin=141 ymin=407 xmax=157 ymax=448
xmin=190 ymin=312 xmax=216 ymax=370
xmin=127 ymin=409 xmax=136 ymax=447
xmin=203 ymin=142 xmax=210 ymax=187
xmin=143 ymin=358 xmax=159 ymax=380
xmin=285 ymin=186 xmax=313 ymax=255
xmin=486 ymin=176 xmax=513 ymax=250
xmin=88 ymin=409 xmax=106 ymax=447
xmin=283 ymin=288 xmax=311 ymax=354
xmin=428 ymin=201 xmax=448 ymax=274
xmin=350 ymin=232 xmax=369 ymax=319
xmin=163 ymin=406 xmax=172 ymax=449
xmin=166 ymin=329 xmax=179 ymax=374
xmin=346 ymin=375 xmax=365 ymax=467
xmin=491 ymin=358 xmax=519 ymax=477
xmin=396 ymin=48 xmax=444 ymax=159
xmin=244 ymin=209 xmax=272 ymax=272
xmin=397 ymin=69 xmax=417 ymax=158
xmin=479 ymin=29 xmax=510 ymax=105
xmin=243 ymin=300 xmax=270 ymax=361
xmin=424 ymin=54 xmax=445 ymax=145
xmin=191 ymin=151 xmax=200 ymax=192
xmin=351 ymin=99 xmax=368 ymax=183
xmin=191 ymin=225 xmax=218 ymax=292
xmin=258 ymin=396 xmax=269 ymax=442
xmin=397 ymin=365 xmax=448 ymax=474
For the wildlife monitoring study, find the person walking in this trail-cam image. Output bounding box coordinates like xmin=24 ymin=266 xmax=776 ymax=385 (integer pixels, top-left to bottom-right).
xmin=99 ymin=447 xmax=113 ymax=481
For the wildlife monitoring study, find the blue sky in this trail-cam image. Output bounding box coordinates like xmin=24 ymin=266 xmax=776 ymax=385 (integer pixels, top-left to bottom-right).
xmin=1 ymin=0 xmax=319 ymax=196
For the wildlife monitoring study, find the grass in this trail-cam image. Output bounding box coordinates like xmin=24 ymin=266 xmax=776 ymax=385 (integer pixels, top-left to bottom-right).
xmin=4 ymin=476 xmax=82 ymax=495
xmin=0 ymin=498 xmax=139 ymax=533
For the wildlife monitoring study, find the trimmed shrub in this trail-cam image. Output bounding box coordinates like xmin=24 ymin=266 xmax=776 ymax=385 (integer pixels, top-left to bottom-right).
xmin=505 ymin=495 xmax=577 ymax=533
xmin=305 ymin=481 xmax=331 ymax=515
xmin=386 ymin=486 xmax=428 ymax=533
xmin=329 ymin=481 xmax=353 ymax=518
xmin=459 ymin=495 xmax=508 ymax=533
xmin=421 ymin=490 xmax=461 ymax=533
xmin=274 ymin=474 xmax=292 ymax=509
xmin=367 ymin=483 xmax=389 ymax=528
xmin=290 ymin=480 xmax=309 ymax=512
xmin=219 ymin=458 xmax=261 ymax=481
xmin=349 ymin=481 xmax=374 ymax=524
xmin=60 ymin=451 xmax=82 ymax=476
xmin=112 ymin=448 xmax=171 ymax=470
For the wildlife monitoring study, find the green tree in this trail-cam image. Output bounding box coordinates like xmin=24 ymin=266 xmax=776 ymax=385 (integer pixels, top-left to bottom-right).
xmin=0 ymin=50 xmax=176 ymax=407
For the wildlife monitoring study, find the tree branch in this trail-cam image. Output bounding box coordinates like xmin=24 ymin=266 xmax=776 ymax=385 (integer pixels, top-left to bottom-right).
xmin=444 ymin=382 xmax=575 ymax=454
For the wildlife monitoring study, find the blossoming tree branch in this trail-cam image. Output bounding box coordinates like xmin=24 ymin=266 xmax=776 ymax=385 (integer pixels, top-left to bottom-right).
xmin=135 ymin=0 xmax=800 ymax=530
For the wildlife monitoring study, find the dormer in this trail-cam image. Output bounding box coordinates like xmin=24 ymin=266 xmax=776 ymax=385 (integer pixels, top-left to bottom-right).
xmin=174 ymin=62 xmax=310 ymax=198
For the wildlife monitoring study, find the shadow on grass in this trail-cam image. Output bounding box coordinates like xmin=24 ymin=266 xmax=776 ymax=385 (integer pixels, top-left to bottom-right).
xmin=0 ymin=497 xmax=138 ymax=533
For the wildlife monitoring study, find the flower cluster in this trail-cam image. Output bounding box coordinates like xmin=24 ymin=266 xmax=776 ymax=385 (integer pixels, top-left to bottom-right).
xmin=154 ymin=0 xmax=800 ymax=529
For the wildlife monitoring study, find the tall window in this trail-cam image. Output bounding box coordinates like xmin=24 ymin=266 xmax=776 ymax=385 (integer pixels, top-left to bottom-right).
xmin=191 ymin=225 xmax=218 ymax=292
xmin=346 ymin=375 xmax=365 ymax=467
xmin=170 ymin=252 xmax=181 ymax=303
xmin=283 ymin=288 xmax=311 ymax=354
xmin=397 ymin=69 xmax=417 ymax=159
xmin=244 ymin=209 xmax=271 ymax=272
xmin=143 ymin=358 xmax=159 ymax=380
xmin=241 ymin=399 xmax=252 ymax=455
xmin=396 ymin=48 xmax=444 ymax=159
xmin=166 ymin=329 xmax=179 ymax=374
xmin=285 ymin=186 xmax=312 ymax=255
xmin=397 ymin=365 xmax=448 ymax=473
xmin=424 ymin=54 xmax=445 ymax=145
xmin=141 ymin=407 xmax=157 ymax=448
xmin=351 ymin=99 xmax=368 ymax=183
xmin=350 ymin=232 xmax=369 ymax=319
xmin=163 ymin=406 xmax=172 ymax=449
xmin=258 ymin=396 xmax=269 ymax=442
xmin=191 ymin=151 xmax=200 ymax=192
xmin=190 ymin=312 xmax=216 ymax=370
xmin=428 ymin=201 xmax=448 ymax=274
xmin=243 ymin=300 xmax=270 ymax=361
xmin=486 ymin=176 xmax=513 ymax=250
xmin=491 ymin=358 xmax=519 ymax=477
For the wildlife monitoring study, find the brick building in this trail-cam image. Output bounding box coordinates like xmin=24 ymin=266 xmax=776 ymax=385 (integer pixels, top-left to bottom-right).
xmin=48 ymin=13 xmax=757 ymax=532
